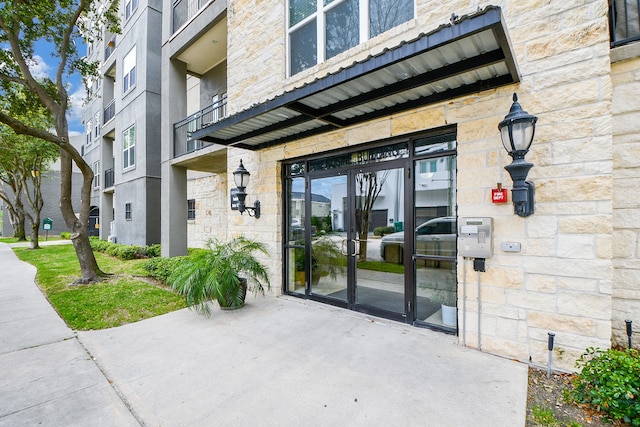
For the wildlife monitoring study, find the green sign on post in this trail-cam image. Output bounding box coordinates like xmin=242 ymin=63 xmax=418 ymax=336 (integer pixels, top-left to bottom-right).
xmin=42 ymin=218 xmax=53 ymax=241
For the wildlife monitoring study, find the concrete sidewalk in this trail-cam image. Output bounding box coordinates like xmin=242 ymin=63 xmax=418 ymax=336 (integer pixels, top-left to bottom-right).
xmin=0 ymin=242 xmax=528 ymax=426
xmin=0 ymin=243 xmax=138 ymax=426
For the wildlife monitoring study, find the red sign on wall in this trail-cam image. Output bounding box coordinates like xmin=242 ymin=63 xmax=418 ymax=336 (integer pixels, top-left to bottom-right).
xmin=492 ymin=188 xmax=508 ymax=203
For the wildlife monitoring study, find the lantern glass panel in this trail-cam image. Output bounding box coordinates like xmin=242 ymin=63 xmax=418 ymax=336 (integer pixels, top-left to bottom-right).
xmin=511 ymin=121 xmax=534 ymax=152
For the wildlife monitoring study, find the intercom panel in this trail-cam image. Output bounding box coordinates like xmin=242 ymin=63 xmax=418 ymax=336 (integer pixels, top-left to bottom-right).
xmin=458 ymin=217 xmax=493 ymax=258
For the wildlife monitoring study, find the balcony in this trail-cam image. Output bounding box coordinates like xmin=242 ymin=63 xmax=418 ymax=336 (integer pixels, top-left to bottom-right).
xmin=104 ymin=167 xmax=115 ymax=189
xmin=103 ymin=99 xmax=115 ymax=124
xmin=173 ymin=96 xmax=227 ymax=158
xmin=105 ymin=35 xmax=116 ymax=60
xmin=172 ymin=0 xmax=209 ymax=34
xmin=610 ymin=0 xmax=640 ymax=47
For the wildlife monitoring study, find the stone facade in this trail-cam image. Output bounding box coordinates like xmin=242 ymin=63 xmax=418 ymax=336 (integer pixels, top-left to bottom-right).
xmin=161 ymin=0 xmax=640 ymax=371
xmin=219 ymin=0 xmax=616 ymax=371
xmin=611 ymin=52 xmax=640 ymax=349
xmin=186 ymin=172 xmax=228 ymax=248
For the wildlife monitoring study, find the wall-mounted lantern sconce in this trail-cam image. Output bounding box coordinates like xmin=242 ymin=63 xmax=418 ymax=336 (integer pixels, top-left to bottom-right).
xmin=233 ymin=159 xmax=260 ymax=218
xmin=498 ymin=93 xmax=538 ymax=217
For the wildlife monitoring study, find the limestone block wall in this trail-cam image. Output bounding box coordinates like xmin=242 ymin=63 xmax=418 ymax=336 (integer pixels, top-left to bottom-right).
xmin=611 ymin=54 xmax=640 ymax=349
xmin=186 ymin=173 xmax=228 ymax=248
xmin=222 ymin=0 xmax=615 ymax=370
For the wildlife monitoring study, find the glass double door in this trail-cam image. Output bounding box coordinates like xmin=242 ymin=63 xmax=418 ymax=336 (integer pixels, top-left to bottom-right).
xmin=305 ymin=162 xmax=408 ymax=321
xmin=286 ymin=133 xmax=458 ymax=330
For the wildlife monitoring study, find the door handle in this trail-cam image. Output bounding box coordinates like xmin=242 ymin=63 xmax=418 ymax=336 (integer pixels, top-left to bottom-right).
xmin=351 ymin=239 xmax=358 ymax=257
xmin=341 ymin=239 xmax=349 ymax=256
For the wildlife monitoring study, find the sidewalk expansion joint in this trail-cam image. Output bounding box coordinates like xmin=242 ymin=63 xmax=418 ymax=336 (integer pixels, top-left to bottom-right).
xmin=74 ymin=335 xmax=146 ymax=427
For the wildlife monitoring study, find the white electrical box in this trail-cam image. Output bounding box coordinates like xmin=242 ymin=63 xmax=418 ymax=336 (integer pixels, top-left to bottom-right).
xmin=458 ymin=217 xmax=493 ymax=258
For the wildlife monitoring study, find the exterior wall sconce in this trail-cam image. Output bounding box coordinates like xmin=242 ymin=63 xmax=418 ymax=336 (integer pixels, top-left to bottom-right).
xmin=498 ymin=93 xmax=538 ymax=217
xmin=233 ymin=159 xmax=261 ymax=218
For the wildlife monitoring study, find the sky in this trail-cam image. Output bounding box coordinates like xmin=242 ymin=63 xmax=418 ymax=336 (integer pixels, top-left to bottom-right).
xmin=32 ymin=39 xmax=87 ymax=136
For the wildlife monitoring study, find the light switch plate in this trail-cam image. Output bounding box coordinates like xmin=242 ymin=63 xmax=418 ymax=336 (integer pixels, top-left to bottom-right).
xmin=501 ymin=242 xmax=521 ymax=252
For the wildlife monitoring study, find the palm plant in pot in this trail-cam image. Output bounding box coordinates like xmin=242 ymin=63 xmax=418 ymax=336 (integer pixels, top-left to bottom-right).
xmin=168 ymin=236 xmax=270 ymax=316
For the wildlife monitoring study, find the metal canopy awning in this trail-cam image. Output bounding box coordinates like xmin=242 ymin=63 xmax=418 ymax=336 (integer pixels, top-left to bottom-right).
xmin=190 ymin=5 xmax=519 ymax=151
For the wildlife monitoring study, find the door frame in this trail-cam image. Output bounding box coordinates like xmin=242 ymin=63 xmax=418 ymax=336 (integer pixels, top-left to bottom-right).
xmin=282 ymin=127 xmax=457 ymax=329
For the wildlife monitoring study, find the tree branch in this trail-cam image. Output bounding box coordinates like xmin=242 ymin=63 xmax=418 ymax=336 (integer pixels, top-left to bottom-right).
xmin=0 ymin=111 xmax=64 ymax=145
xmin=0 ymin=13 xmax=61 ymax=114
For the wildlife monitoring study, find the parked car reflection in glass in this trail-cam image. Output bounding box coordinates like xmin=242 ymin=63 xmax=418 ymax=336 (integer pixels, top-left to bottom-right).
xmin=380 ymin=216 xmax=456 ymax=263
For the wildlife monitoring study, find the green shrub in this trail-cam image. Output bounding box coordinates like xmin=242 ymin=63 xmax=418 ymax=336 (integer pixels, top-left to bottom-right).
xmin=373 ymin=226 xmax=396 ymax=236
xmin=143 ymin=256 xmax=185 ymax=283
xmin=570 ymin=347 xmax=640 ymax=425
xmin=116 ymin=245 xmax=142 ymax=260
xmin=89 ymin=237 xmax=150 ymax=261
xmin=146 ymin=244 xmax=162 ymax=258
xmin=60 ymin=231 xmax=71 ymax=239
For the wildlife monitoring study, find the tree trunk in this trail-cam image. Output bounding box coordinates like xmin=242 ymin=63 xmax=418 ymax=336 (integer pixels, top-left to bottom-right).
xmin=58 ymin=146 xmax=103 ymax=283
xmin=358 ymin=229 xmax=369 ymax=262
xmin=30 ymin=220 xmax=40 ymax=249
xmin=12 ymin=211 xmax=26 ymax=241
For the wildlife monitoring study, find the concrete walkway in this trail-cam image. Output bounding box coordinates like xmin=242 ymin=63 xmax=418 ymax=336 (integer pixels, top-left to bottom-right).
xmin=0 ymin=242 xmax=529 ymax=426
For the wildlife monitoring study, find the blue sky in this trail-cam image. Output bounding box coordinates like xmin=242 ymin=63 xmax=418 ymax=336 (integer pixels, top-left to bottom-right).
xmin=32 ymin=39 xmax=86 ymax=135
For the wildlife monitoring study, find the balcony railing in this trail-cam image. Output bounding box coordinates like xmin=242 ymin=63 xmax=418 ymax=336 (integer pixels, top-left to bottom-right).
xmin=103 ymin=99 xmax=115 ymax=125
xmin=173 ymin=96 xmax=227 ymax=158
xmin=104 ymin=167 xmax=115 ymax=188
xmin=610 ymin=0 xmax=640 ymax=47
xmin=105 ymin=35 xmax=116 ymax=60
xmin=172 ymin=0 xmax=209 ymax=33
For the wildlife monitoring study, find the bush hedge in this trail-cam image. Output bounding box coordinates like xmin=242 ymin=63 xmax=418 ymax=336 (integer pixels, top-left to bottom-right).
xmin=373 ymin=226 xmax=396 ymax=237
xmin=143 ymin=256 xmax=187 ymax=283
xmin=570 ymin=347 xmax=640 ymax=425
xmin=89 ymin=237 xmax=161 ymax=260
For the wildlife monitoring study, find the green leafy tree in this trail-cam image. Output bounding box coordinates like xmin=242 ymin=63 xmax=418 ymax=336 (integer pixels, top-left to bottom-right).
xmin=0 ymin=128 xmax=27 ymax=240
xmin=0 ymin=0 xmax=118 ymax=282
xmin=0 ymin=85 xmax=59 ymax=248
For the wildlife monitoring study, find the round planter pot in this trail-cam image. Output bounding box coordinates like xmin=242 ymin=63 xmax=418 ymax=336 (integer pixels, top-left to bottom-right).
xmin=441 ymin=304 xmax=457 ymax=326
xmin=218 ymin=278 xmax=248 ymax=310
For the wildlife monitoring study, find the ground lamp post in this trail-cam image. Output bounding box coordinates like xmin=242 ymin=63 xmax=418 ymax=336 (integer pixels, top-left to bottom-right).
xmin=498 ymin=93 xmax=538 ymax=217
xmin=233 ymin=159 xmax=260 ymax=218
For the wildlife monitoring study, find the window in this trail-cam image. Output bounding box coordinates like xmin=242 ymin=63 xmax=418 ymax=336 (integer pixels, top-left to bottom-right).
xmin=123 ymin=125 xmax=135 ymax=169
xmin=123 ymin=46 xmax=136 ymax=93
xmin=125 ymin=202 xmax=132 ymax=220
xmin=125 ymin=0 xmax=138 ymax=20
xmin=187 ymin=199 xmax=196 ymax=220
xmin=86 ymin=119 xmax=92 ymax=144
xmin=94 ymin=112 xmax=100 ymax=138
xmin=93 ymin=161 xmax=100 ymax=189
xmin=288 ymin=0 xmax=414 ymax=75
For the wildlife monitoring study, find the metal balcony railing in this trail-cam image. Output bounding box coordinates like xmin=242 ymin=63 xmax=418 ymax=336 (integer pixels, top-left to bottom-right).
xmin=104 ymin=167 xmax=115 ymax=188
xmin=172 ymin=0 xmax=209 ymax=33
xmin=610 ymin=0 xmax=640 ymax=47
xmin=103 ymin=99 xmax=115 ymax=124
xmin=173 ymin=96 xmax=227 ymax=158
xmin=105 ymin=35 xmax=116 ymax=60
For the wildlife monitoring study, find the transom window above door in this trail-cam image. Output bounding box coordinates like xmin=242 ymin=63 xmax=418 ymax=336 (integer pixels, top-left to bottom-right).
xmin=288 ymin=0 xmax=415 ymax=76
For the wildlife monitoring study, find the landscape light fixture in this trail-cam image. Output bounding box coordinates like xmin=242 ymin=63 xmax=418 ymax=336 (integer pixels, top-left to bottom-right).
xmin=233 ymin=159 xmax=260 ymax=218
xmin=498 ymin=93 xmax=538 ymax=217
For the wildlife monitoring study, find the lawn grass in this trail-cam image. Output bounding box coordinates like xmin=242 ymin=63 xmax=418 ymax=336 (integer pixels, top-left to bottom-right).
xmin=358 ymin=260 xmax=405 ymax=274
xmin=0 ymin=235 xmax=65 ymax=244
xmin=13 ymin=244 xmax=185 ymax=330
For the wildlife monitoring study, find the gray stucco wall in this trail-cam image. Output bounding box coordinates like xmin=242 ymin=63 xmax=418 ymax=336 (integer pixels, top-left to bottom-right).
xmin=200 ymin=60 xmax=227 ymax=107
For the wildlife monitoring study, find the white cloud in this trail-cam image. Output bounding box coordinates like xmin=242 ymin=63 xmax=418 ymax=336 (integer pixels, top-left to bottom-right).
xmin=67 ymin=86 xmax=87 ymax=130
xmin=28 ymin=55 xmax=51 ymax=79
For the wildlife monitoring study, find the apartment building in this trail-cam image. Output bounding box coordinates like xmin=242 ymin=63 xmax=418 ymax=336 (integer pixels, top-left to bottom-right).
xmin=109 ymin=0 xmax=640 ymax=371
xmin=82 ymin=0 xmax=162 ymax=246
